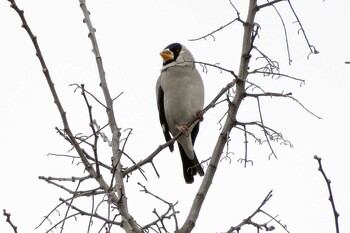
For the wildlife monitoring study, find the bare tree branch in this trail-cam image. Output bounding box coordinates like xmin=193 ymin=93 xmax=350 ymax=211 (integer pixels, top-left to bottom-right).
xmin=5 ymin=0 xmax=323 ymax=232
xmin=178 ymin=1 xmax=259 ymax=232
xmin=257 ymin=0 xmax=285 ymax=10
xmin=138 ymin=183 xmax=180 ymax=232
xmin=59 ymin=198 xmax=121 ymax=226
xmin=189 ymin=1 xmax=243 ymax=42
xmin=249 ymin=69 xmax=305 ymax=84
xmin=194 ymin=61 xmax=238 ymax=78
xmin=60 ymin=181 xmax=82 ymax=233
xmin=81 ymin=84 xmax=101 ymax=176
xmin=245 ymin=92 xmax=322 ymax=119
xmin=268 ymin=0 xmax=292 ymax=64
xmin=6 ymin=0 xmax=112 ymax=197
xmin=226 ymin=190 xmax=275 ymax=232
xmin=78 ymin=1 xmax=140 ymax=232
xmin=188 ymin=18 xmax=242 ymax=41
xmin=314 ymin=155 xmax=340 ymax=233
xmin=260 ymin=210 xmax=290 ymax=233
xmin=70 ymin=83 xmax=108 ymax=109
xmin=7 ymin=0 xmax=136 ymax=232
xmin=287 ymin=0 xmax=319 ymax=57
xmin=3 ymin=210 xmax=18 ymax=233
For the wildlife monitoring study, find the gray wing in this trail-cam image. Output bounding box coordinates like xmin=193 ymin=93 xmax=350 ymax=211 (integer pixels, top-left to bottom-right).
xmin=156 ymin=77 xmax=174 ymax=152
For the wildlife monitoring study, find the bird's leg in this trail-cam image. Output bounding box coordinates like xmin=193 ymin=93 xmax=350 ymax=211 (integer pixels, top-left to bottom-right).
xmin=177 ymin=110 xmax=204 ymax=136
xmin=196 ymin=110 xmax=204 ymax=122
xmin=177 ymin=125 xmax=189 ymax=136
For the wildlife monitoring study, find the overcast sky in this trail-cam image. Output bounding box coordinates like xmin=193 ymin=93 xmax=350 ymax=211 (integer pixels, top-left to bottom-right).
xmin=1 ymin=0 xmax=349 ymax=233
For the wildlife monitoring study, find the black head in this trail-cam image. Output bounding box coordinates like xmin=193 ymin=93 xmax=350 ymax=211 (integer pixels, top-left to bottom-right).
xmin=162 ymin=43 xmax=182 ymax=65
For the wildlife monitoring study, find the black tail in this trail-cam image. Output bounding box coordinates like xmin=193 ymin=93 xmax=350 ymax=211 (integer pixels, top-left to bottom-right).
xmin=178 ymin=144 xmax=204 ymax=184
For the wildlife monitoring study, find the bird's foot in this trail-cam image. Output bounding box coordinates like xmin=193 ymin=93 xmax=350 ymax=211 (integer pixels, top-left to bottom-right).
xmin=177 ymin=125 xmax=189 ymax=136
xmin=197 ymin=110 xmax=204 ymax=122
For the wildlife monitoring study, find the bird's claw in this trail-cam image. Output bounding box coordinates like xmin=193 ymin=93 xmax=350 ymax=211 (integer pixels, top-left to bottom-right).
xmin=197 ymin=110 xmax=204 ymax=122
xmin=177 ymin=125 xmax=189 ymax=136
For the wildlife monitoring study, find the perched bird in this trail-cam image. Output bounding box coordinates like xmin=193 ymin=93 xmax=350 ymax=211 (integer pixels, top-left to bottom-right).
xmin=156 ymin=43 xmax=205 ymax=184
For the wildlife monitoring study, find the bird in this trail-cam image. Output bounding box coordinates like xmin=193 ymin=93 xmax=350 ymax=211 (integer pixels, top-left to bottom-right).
xmin=156 ymin=42 xmax=205 ymax=184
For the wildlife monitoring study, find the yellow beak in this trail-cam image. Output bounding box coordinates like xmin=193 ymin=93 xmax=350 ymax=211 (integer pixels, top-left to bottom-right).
xmin=160 ymin=49 xmax=174 ymax=62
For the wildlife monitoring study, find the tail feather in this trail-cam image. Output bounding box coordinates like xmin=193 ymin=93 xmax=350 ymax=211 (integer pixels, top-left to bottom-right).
xmin=178 ymin=143 xmax=204 ymax=184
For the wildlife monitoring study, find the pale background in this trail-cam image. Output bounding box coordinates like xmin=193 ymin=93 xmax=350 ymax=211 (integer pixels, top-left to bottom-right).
xmin=1 ymin=0 xmax=349 ymax=232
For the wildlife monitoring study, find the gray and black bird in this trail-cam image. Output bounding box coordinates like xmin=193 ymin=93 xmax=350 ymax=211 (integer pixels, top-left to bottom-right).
xmin=156 ymin=43 xmax=205 ymax=184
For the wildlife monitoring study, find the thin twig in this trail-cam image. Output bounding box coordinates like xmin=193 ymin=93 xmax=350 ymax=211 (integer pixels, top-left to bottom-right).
xmin=260 ymin=210 xmax=290 ymax=233
xmin=242 ymin=125 xmax=249 ymax=167
xmin=188 ymin=18 xmax=241 ymax=41
xmin=60 ymin=181 xmax=82 ymax=233
xmin=287 ymin=0 xmax=319 ymax=58
xmin=81 ymin=84 xmax=101 ymax=176
xmin=245 ymin=92 xmax=322 ymax=119
xmin=70 ymin=83 xmax=107 ymax=109
xmin=45 ymin=213 xmax=80 ymax=233
xmin=253 ymin=46 xmax=280 ymax=73
xmin=87 ymin=194 xmax=95 ymax=233
xmin=257 ymin=97 xmax=277 ymax=159
xmin=138 ymin=183 xmax=179 ymax=232
xmin=314 ymin=155 xmax=340 ymax=233
xmin=268 ymin=0 xmax=292 ymax=64
xmin=257 ymin=0 xmax=285 ymax=10
xmin=35 ymin=202 xmax=63 ymax=229
xmin=249 ymin=69 xmax=305 ymax=84
xmin=226 ymin=190 xmax=274 ymax=232
xmin=59 ymin=198 xmax=121 ymax=226
xmin=228 ymin=0 xmax=241 ymax=16
xmin=194 ymin=61 xmax=238 ymax=78
xmin=39 ymin=175 xmax=90 ymax=182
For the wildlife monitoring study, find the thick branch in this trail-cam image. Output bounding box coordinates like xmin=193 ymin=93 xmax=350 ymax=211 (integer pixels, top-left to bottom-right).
xmin=178 ymin=1 xmax=258 ymax=233
xmin=78 ymin=1 xmax=139 ymax=232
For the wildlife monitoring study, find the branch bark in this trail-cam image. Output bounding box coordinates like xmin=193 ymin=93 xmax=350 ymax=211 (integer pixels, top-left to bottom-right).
xmin=78 ymin=1 xmax=140 ymax=232
xmin=6 ymin=0 xmax=110 ymax=202
xmin=7 ymin=0 xmax=139 ymax=232
xmin=178 ymin=1 xmax=258 ymax=232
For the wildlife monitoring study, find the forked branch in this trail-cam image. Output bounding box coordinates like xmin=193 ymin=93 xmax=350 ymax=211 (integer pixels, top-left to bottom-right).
xmin=226 ymin=190 xmax=280 ymax=232
xmin=78 ymin=0 xmax=140 ymax=231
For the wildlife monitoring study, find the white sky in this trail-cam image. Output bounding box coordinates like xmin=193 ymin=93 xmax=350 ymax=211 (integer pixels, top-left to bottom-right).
xmin=1 ymin=0 xmax=349 ymax=233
